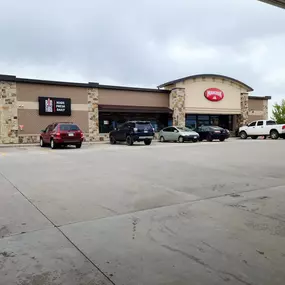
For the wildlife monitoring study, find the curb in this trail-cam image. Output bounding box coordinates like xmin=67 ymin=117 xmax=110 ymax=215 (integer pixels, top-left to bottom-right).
xmin=0 ymin=142 xmax=109 ymax=148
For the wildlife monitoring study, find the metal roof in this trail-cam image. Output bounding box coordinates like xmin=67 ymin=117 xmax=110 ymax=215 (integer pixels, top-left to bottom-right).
xmin=158 ymin=74 xmax=254 ymax=92
xmin=258 ymin=0 xmax=285 ymax=9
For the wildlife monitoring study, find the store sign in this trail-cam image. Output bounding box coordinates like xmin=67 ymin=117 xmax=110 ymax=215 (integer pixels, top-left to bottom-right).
xmin=204 ymin=88 xmax=224 ymax=102
xmin=38 ymin=97 xmax=71 ymax=116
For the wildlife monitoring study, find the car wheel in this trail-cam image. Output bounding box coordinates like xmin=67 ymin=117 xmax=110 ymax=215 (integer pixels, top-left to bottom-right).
xmin=40 ymin=137 xmax=45 ymax=147
xmin=76 ymin=143 xmax=82 ymax=149
xmin=207 ymin=134 xmax=213 ymax=142
xmin=192 ymin=139 xmax=198 ymax=143
xmin=219 ymin=138 xmax=225 ymax=142
xmin=270 ymin=130 xmax=279 ymax=140
xmin=50 ymin=139 xmax=57 ymax=149
xmin=110 ymin=136 xmax=116 ymax=145
xmin=144 ymin=139 xmax=152 ymax=145
xmin=178 ymin=136 xmax=184 ymax=143
xmin=239 ymin=131 xmax=247 ymax=140
xmin=160 ymin=136 xmax=165 ymax=142
xmin=126 ymin=136 xmax=134 ymax=146
xmin=251 ymin=136 xmax=258 ymax=139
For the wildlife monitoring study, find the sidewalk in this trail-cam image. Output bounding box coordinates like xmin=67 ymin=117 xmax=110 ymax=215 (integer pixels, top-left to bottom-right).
xmin=0 ymin=141 xmax=109 ymax=148
xmin=0 ymin=137 xmax=241 ymax=148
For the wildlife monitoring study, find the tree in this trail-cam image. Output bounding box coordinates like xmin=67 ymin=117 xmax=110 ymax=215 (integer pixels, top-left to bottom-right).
xmin=272 ymin=99 xmax=285 ymax=124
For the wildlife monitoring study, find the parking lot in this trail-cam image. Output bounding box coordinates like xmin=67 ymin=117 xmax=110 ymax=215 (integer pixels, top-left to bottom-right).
xmin=1 ymin=139 xmax=285 ymax=285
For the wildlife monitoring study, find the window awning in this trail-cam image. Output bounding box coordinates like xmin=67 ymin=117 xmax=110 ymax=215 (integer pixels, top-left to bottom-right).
xmin=99 ymin=105 xmax=173 ymax=114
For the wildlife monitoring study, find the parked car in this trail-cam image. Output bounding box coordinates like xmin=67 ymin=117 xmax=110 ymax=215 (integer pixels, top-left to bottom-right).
xmin=109 ymin=121 xmax=154 ymax=146
xmin=40 ymin=122 xmax=84 ymax=149
xmin=195 ymin=126 xmax=228 ymax=142
xmin=239 ymin=120 xmax=285 ymax=140
xmin=225 ymin=129 xmax=230 ymax=139
xmin=159 ymin=126 xmax=199 ymax=143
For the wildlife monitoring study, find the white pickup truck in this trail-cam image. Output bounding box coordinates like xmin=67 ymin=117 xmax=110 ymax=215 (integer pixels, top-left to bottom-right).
xmin=239 ymin=120 xmax=285 ymax=139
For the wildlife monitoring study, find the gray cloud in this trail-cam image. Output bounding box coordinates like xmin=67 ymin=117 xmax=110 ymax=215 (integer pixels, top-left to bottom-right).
xmin=0 ymin=0 xmax=284 ymax=112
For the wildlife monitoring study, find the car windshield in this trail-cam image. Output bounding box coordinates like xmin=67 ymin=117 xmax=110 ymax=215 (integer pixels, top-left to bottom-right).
xmin=210 ymin=126 xmax=223 ymax=130
xmin=59 ymin=124 xmax=80 ymax=131
xmin=136 ymin=123 xmax=152 ymax=130
xmin=177 ymin=127 xmax=192 ymax=132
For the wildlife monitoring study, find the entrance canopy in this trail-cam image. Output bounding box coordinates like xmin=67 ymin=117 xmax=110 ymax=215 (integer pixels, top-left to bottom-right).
xmin=258 ymin=0 xmax=285 ymax=8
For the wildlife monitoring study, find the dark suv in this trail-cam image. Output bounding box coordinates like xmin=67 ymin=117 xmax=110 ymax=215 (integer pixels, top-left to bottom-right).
xmin=109 ymin=121 xmax=154 ymax=146
xmin=40 ymin=122 xmax=84 ymax=149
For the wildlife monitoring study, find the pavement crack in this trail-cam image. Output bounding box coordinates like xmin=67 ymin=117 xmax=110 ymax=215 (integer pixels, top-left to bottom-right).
xmin=0 ymin=171 xmax=116 ymax=285
xmin=161 ymin=245 xmax=210 ymax=269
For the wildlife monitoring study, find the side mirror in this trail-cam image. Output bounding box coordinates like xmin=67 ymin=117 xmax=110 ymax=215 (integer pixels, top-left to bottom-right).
xmin=41 ymin=129 xmax=46 ymax=133
xmin=174 ymin=130 xmax=178 ymax=133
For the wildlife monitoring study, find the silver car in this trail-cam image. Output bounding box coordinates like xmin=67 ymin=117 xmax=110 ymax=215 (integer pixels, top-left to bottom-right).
xmin=159 ymin=126 xmax=199 ymax=143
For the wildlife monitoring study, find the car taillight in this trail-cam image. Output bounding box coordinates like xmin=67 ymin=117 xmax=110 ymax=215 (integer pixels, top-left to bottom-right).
xmin=282 ymin=125 xmax=285 ymax=130
xmin=214 ymin=131 xmax=220 ymax=133
xmin=133 ymin=128 xmax=138 ymax=133
xmin=56 ymin=132 xmax=61 ymax=137
xmin=80 ymin=132 xmax=84 ymax=138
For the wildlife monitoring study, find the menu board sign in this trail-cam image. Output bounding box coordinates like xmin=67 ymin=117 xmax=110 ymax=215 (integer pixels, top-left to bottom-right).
xmin=39 ymin=97 xmax=71 ymax=116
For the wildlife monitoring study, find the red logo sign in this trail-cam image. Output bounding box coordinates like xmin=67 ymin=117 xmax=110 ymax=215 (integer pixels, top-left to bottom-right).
xmin=204 ymin=88 xmax=224 ymax=102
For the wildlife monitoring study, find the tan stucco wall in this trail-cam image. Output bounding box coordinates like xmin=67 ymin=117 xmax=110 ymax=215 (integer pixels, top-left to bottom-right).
xmin=16 ymin=83 xmax=89 ymax=136
xmin=98 ymin=89 xmax=169 ymax=107
xmin=173 ymin=77 xmax=248 ymax=114
xmin=248 ymin=98 xmax=268 ymax=122
xmin=17 ymin=83 xmax=88 ymax=104
xmin=18 ymin=109 xmax=88 ymax=135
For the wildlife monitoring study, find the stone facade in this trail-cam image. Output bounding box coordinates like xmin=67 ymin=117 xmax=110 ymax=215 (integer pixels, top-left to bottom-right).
xmin=238 ymin=92 xmax=249 ymax=127
xmin=87 ymin=88 xmax=99 ymax=142
xmin=18 ymin=135 xmax=40 ymax=144
xmin=169 ymin=88 xmax=186 ymax=127
xmin=0 ymin=81 xmax=18 ymax=143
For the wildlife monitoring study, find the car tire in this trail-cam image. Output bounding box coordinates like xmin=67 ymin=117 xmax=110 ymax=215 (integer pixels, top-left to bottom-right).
xmin=219 ymin=138 xmax=225 ymax=142
xmin=40 ymin=137 xmax=45 ymax=147
xmin=251 ymin=136 xmax=258 ymax=139
xmin=207 ymin=134 xmax=213 ymax=142
xmin=160 ymin=136 xmax=165 ymax=142
xmin=126 ymin=136 xmax=134 ymax=146
xmin=76 ymin=143 xmax=82 ymax=149
xmin=239 ymin=131 xmax=247 ymax=140
xmin=270 ymin=130 xmax=279 ymax=140
xmin=110 ymin=136 xmax=116 ymax=145
xmin=178 ymin=136 xmax=184 ymax=143
xmin=144 ymin=139 xmax=152 ymax=145
xmin=192 ymin=139 xmax=198 ymax=143
xmin=50 ymin=139 xmax=57 ymax=149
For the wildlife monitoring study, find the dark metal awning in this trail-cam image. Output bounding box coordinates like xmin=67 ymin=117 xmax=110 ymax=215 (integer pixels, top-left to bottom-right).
xmin=99 ymin=105 xmax=173 ymax=114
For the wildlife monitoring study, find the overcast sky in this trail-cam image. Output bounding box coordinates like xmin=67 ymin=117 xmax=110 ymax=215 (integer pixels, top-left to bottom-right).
xmin=0 ymin=0 xmax=284 ymax=114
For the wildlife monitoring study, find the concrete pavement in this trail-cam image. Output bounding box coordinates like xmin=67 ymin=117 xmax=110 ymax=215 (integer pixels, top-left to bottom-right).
xmin=0 ymin=140 xmax=285 ymax=284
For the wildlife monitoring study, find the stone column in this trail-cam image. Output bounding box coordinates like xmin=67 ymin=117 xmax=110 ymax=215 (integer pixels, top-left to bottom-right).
xmin=87 ymin=87 xmax=99 ymax=142
xmin=169 ymin=88 xmax=186 ymax=127
xmin=0 ymin=81 xmax=18 ymax=144
xmin=239 ymin=92 xmax=249 ymax=127
xmin=263 ymin=100 xmax=268 ymax=120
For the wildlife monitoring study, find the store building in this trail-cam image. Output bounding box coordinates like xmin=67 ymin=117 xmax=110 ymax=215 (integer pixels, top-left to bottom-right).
xmin=0 ymin=73 xmax=270 ymax=144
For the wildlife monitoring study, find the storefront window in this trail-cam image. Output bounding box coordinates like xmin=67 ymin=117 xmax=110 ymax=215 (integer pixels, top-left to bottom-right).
xmin=197 ymin=115 xmax=209 ymax=127
xmin=99 ymin=112 xmax=169 ymax=133
xmin=210 ymin=115 xmax=219 ymax=126
xmin=185 ymin=115 xmax=197 ymax=129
